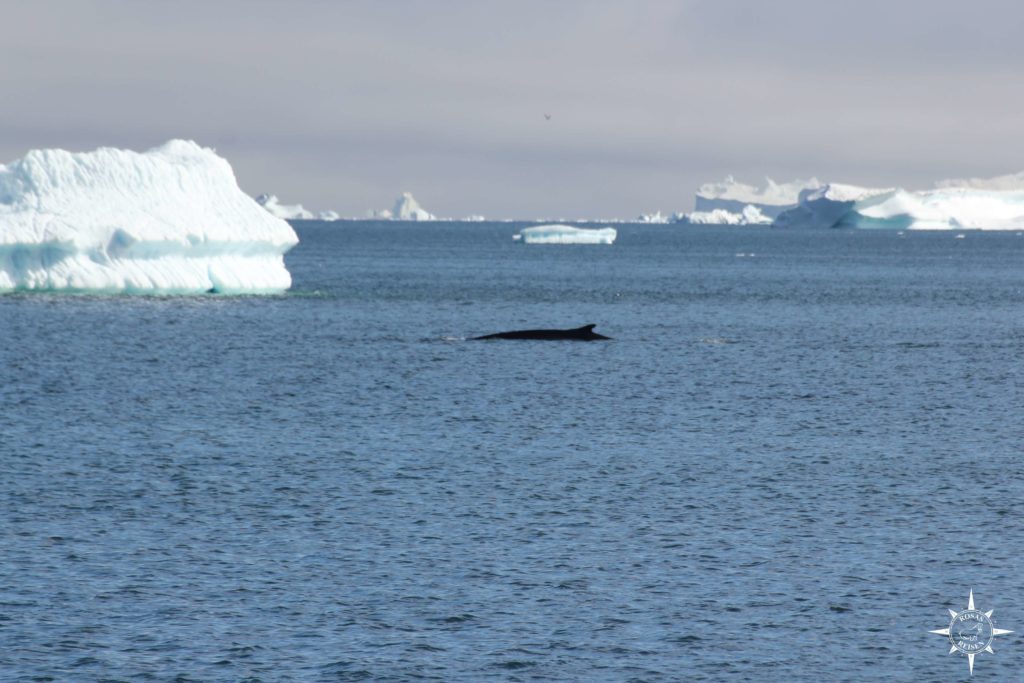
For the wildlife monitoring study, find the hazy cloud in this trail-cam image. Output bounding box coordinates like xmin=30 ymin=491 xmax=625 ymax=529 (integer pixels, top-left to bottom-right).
xmin=1 ymin=0 xmax=1022 ymax=218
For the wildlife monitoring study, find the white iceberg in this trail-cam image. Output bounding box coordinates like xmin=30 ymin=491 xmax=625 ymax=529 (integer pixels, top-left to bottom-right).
xmin=773 ymin=181 xmax=1024 ymax=230
xmin=391 ymin=192 xmax=435 ymax=221
xmin=637 ymin=211 xmax=668 ymax=223
xmin=368 ymin=193 xmax=436 ymax=220
xmin=0 ymin=140 xmax=298 ymax=293
xmin=318 ymin=210 xmax=341 ymax=221
xmin=255 ymin=193 xmax=314 ymax=220
xmin=513 ymin=224 xmax=617 ymax=244
xmin=678 ymin=205 xmax=772 ymax=226
xmin=875 ymin=189 xmax=1024 ymax=230
xmin=695 ymin=176 xmax=821 ymax=218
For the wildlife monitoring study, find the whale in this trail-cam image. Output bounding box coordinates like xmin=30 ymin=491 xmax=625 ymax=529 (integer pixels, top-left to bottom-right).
xmin=472 ymin=324 xmax=611 ymax=341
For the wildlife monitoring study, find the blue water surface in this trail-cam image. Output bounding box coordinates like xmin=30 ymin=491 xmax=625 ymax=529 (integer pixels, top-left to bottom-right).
xmin=1 ymin=222 xmax=1023 ymax=681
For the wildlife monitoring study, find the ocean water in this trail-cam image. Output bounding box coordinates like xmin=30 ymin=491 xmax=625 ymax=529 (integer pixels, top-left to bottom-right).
xmin=1 ymin=222 xmax=1022 ymax=682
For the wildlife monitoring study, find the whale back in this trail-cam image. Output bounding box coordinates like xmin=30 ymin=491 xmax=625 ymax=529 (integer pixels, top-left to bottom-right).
xmin=471 ymin=324 xmax=610 ymax=341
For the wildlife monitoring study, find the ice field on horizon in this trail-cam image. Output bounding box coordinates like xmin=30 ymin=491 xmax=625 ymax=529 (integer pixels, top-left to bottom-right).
xmin=684 ymin=174 xmax=1024 ymax=229
xmin=0 ymin=140 xmax=298 ymax=293
xmin=513 ymin=224 xmax=617 ymax=244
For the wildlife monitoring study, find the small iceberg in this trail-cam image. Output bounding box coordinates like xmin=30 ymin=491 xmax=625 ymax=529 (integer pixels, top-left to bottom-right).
xmin=636 ymin=211 xmax=668 ymax=223
xmin=255 ymin=193 xmax=314 ymax=220
xmin=513 ymin=224 xmax=617 ymax=244
xmin=677 ymin=205 xmax=772 ymax=226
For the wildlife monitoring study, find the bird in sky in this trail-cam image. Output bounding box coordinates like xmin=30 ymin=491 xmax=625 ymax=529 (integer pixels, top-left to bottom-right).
xmin=544 ymin=113 xmax=552 ymax=121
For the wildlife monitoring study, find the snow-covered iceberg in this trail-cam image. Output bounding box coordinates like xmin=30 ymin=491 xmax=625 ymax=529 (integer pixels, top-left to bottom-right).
xmin=513 ymin=224 xmax=617 ymax=244
xmin=0 ymin=140 xmax=298 ymax=293
xmin=773 ymin=182 xmax=1024 ymax=230
xmin=695 ymin=176 xmax=821 ymax=219
xmin=677 ymin=205 xmax=772 ymax=226
xmin=255 ymin=193 xmax=314 ymax=220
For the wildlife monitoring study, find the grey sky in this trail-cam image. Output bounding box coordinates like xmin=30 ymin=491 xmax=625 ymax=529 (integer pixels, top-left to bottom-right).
xmin=1 ymin=0 xmax=1022 ymax=218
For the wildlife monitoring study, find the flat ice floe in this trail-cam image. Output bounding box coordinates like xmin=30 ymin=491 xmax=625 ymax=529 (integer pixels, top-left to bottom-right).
xmin=0 ymin=140 xmax=298 ymax=293
xmin=513 ymin=224 xmax=617 ymax=244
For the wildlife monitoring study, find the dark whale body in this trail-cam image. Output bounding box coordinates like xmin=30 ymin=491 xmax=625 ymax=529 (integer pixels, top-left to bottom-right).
xmin=472 ymin=324 xmax=610 ymax=341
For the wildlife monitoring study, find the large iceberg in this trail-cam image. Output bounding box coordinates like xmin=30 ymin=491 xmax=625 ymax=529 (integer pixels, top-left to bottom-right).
xmin=695 ymin=176 xmax=821 ymax=219
xmin=773 ymin=183 xmax=893 ymax=229
xmin=513 ymin=224 xmax=617 ymax=244
xmin=773 ymin=181 xmax=1024 ymax=230
xmin=0 ymin=140 xmax=298 ymax=293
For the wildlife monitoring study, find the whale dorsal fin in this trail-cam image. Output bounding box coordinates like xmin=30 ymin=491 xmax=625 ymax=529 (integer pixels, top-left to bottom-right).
xmin=578 ymin=324 xmax=596 ymax=331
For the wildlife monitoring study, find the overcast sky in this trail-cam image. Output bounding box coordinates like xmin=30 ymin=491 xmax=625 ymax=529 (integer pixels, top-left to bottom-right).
xmin=2 ymin=0 xmax=1023 ymax=218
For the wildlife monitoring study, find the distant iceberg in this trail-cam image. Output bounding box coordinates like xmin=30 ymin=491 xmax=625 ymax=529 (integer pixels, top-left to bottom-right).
xmin=368 ymin=192 xmax=436 ymax=220
xmin=513 ymin=224 xmax=617 ymax=244
xmin=257 ymin=194 xmax=341 ymax=221
xmin=255 ymin=193 xmax=314 ymax=220
xmin=695 ymin=176 xmax=821 ymax=219
xmin=391 ymin=192 xmax=435 ymax=221
xmin=678 ymin=205 xmax=772 ymax=226
xmin=773 ymin=181 xmax=1024 ymax=230
xmin=0 ymin=140 xmax=298 ymax=293
xmin=637 ymin=211 xmax=669 ymax=223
